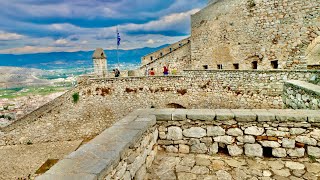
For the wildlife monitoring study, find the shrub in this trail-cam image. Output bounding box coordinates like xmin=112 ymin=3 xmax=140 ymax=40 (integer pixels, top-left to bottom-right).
xmin=72 ymin=92 xmax=80 ymax=103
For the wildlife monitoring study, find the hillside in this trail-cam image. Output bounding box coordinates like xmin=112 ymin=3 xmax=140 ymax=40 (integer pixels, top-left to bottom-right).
xmin=0 ymin=45 xmax=168 ymax=70
xmin=0 ymin=67 xmax=51 ymax=88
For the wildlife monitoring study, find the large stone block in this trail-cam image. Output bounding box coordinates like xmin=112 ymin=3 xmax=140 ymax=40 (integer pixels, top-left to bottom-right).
xmin=244 ymin=144 xmax=263 ymax=157
xmin=213 ymin=136 xmax=234 ymax=145
xmin=287 ymin=148 xmax=305 ymax=157
xmin=296 ymin=136 xmax=317 ymax=146
xmin=282 ymin=138 xmax=295 ymax=149
xmin=253 ymin=109 xmax=276 ymax=122
xmin=231 ymin=109 xmax=256 ymax=122
xmin=259 ymin=141 xmax=281 ymax=148
xmin=215 ymin=109 xmax=234 ymax=120
xmin=207 ymin=126 xmax=225 ymax=137
xmin=272 ymin=148 xmax=287 ymax=158
xmin=307 ymin=146 xmax=320 ymax=158
xmin=172 ymin=109 xmax=188 ymax=121
xmin=226 ymin=128 xmax=243 ymax=136
xmin=183 ymin=127 xmax=206 ymax=138
xmin=153 ymin=109 xmax=174 ymax=121
xmin=244 ymin=126 xmax=264 ymax=136
xmin=266 ymin=130 xmax=290 ymax=137
xmin=167 ymin=126 xmax=183 ymax=140
xmin=227 ymin=144 xmax=243 ymax=156
xmin=269 ymin=109 xmax=307 ymax=122
xmin=186 ymin=109 xmax=215 ymax=121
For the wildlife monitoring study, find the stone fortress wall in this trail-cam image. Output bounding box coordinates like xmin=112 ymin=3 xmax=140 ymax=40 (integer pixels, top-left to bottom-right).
xmin=190 ymin=0 xmax=320 ymax=70
xmin=3 ymin=69 xmax=319 ymax=146
xmin=135 ymin=0 xmax=320 ymax=74
xmin=141 ymin=38 xmax=190 ymax=67
xmin=136 ymin=43 xmax=191 ymax=76
xmin=37 ymin=108 xmax=320 ymax=179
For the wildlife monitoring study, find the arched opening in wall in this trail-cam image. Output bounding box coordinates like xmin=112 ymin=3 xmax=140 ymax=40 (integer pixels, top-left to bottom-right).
xmin=203 ymin=65 xmax=208 ymax=70
xmin=217 ymin=64 xmax=223 ymax=69
xmin=306 ymin=36 xmax=320 ymax=69
xmin=166 ymin=103 xmax=186 ymax=109
xmin=150 ymin=56 xmax=153 ymax=61
xmin=160 ymin=52 xmax=163 ymax=57
xmin=169 ymin=48 xmax=172 ymax=52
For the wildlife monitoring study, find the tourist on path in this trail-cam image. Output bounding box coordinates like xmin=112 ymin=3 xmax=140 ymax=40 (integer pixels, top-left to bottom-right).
xmin=163 ymin=65 xmax=169 ymax=76
xmin=149 ymin=68 xmax=155 ymax=76
xmin=113 ymin=68 xmax=120 ymax=77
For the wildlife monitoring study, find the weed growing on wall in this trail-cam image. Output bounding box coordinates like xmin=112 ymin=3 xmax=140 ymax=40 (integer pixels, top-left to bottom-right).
xmin=72 ymin=92 xmax=80 ymax=103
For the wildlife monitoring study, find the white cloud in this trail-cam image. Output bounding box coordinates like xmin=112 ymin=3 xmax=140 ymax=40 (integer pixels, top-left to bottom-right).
xmin=0 ymin=46 xmax=55 ymax=54
xmin=147 ymin=39 xmax=155 ymax=44
xmin=0 ymin=31 xmax=24 ymax=40
xmin=55 ymin=39 xmax=68 ymax=45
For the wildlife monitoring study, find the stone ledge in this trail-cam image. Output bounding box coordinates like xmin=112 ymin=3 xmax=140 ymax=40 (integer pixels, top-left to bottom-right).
xmin=285 ymin=80 xmax=320 ymax=96
xmin=36 ymin=114 xmax=156 ymax=180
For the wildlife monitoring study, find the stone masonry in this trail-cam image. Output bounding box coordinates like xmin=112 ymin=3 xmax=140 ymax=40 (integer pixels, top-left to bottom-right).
xmin=191 ymin=0 xmax=320 ymax=70
xmin=36 ymin=108 xmax=320 ymax=179
xmin=283 ymin=80 xmax=320 ymax=109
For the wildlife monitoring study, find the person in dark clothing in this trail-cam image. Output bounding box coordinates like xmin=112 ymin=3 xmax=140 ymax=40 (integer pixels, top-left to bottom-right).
xmin=113 ymin=68 xmax=120 ymax=77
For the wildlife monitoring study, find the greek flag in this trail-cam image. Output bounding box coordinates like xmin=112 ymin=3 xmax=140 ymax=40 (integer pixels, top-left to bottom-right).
xmin=117 ymin=28 xmax=121 ymax=47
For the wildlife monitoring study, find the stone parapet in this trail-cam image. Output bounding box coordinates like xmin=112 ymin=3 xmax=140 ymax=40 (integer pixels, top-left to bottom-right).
xmin=283 ymin=80 xmax=320 ymax=109
xmin=36 ymin=110 xmax=157 ymax=180
xmin=36 ymin=109 xmax=320 ymax=179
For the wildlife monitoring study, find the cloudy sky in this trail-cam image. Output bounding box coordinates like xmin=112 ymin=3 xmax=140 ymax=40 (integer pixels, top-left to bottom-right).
xmin=0 ymin=0 xmax=207 ymax=54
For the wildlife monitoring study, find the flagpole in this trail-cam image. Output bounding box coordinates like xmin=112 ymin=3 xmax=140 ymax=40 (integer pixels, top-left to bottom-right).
xmin=116 ymin=27 xmax=120 ymax=69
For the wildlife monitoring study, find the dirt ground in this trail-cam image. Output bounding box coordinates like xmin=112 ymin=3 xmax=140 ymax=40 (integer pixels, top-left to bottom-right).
xmin=0 ymin=140 xmax=82 ymax=180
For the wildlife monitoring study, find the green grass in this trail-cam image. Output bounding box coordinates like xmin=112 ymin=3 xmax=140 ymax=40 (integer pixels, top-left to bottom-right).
xmin=0 ymin=85 xmax=72 ymax=99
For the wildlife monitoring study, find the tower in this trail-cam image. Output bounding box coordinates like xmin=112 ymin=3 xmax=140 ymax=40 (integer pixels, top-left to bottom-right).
xmin=92 ymin=48 xmax=107 ymax=77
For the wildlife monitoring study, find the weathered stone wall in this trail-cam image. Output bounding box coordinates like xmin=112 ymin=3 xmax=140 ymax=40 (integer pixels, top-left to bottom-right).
xmin=141 ymin=38 xmax=190 ymax=66
xmin=137 ymin=43 xmax=191 ymax=76
xmin=3 ymin=70 xmax=319 ymax=146
xmin=36 ymin=108 xmax=320 ymax=179
xmin=155 ymin=109 xmax=320 ymax=158
xmin=283 ymin=80 xmax=320 ymax=110
xmin=191 ymin=0 xmax=320 ymax=70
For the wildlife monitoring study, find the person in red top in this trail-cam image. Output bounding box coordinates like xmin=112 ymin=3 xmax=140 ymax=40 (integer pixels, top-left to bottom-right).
xmin=163 ymin=65 xmax=169 ymax=75
xmin=149 ymin=68 xmax=155 ymax=76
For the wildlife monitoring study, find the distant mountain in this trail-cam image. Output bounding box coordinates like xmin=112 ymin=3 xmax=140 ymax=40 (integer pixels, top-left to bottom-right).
xmin=0 ymin=45 xmax=168 ymax=70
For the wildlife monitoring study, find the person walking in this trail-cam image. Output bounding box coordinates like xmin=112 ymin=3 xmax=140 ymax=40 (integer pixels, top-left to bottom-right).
xmin=113 ymin=68 xmax=120 ymax=77
xmin=163 ymin=65 xmax=169 ymax=76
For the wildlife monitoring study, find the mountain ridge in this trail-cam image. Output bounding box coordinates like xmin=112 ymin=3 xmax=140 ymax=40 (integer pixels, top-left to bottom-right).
xmin=0 ymin=45 xmax=169 ymax=70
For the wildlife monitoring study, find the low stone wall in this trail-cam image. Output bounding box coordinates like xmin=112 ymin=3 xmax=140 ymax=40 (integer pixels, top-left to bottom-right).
xmin=36 ymin=109 xmax=320 ymax=179
xmin=155 ymin=109 xmax=320 ymax=159
xmin=283 ymin=80 xmax=320 ymax=109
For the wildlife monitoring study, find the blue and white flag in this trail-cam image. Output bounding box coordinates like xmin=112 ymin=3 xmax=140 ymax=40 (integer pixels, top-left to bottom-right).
xmin=117 ymin=28 xmax=121 ymax=47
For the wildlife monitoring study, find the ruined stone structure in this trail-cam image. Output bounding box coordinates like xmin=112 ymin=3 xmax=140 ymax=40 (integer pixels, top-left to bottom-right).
xmin=138 ymin=0 xmax=320 ymax=72
xmin=92 ymin=48 xmax=107 ymax=77
xmin=2 ymin=1 xmax=320 ymax=179
xmin=37 ymin=109 xmax=320 ymax=179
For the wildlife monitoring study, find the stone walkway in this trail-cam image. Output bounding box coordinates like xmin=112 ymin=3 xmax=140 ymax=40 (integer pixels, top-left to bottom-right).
xmin=146 ymin=152 xmax=320 ymax=180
